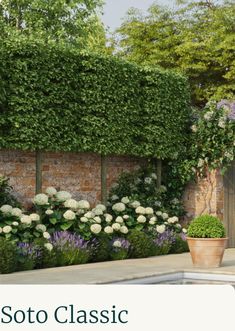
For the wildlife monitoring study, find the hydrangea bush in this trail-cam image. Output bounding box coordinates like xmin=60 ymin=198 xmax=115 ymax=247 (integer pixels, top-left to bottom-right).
xmin=108 ymin=166 xmax=185 ymax=217
xmin=0 ymin=186 xmax=188 ymax=273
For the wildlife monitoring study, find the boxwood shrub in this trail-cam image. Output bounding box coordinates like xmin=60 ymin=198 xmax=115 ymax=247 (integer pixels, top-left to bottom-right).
xmin=187 ymin=215 xmax=226 ymax=238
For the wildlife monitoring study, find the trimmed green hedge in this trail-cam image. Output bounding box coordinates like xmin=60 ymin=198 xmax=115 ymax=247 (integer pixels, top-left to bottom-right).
xmin=0 ymin=41 xmax=190 ymax=159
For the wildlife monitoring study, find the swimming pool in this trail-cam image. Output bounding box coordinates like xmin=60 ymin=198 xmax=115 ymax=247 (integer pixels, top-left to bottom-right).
xmin=112 ymin=272 xmax=235 ymax=285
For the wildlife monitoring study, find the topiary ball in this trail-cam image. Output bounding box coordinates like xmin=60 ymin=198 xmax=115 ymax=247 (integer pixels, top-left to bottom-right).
xmin=187 ymin=215 xmax=226 ymax=238
xmin=127 ymin=230 xmax=155 ymax=258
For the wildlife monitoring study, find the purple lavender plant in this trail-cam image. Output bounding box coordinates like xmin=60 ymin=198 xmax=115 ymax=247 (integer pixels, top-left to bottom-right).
xmin=50 ymin=231 xmax=89 ymax=266
xmin=111 ymin=238 xmax=130 ymax=252
xmin=153 ymin=230 xmax=176 ymax=248
xmin=50 ymin=231 xmax=88 ymax=251
xmin=17 ymin=242 xmax=38 ymax=271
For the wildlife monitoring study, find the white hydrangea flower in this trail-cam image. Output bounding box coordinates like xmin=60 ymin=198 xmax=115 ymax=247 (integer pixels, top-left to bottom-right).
xmin=11 ymin=208 xmax=22 ymax=217
xmin=3 ymin=225 xmax=12 ymax=234
xmin=105 ymin=214 xmax=113 ymax=223
xmin=56 ymin=191 xmax=72 ymax=202
xmin=116 ymin=216 xmax=124 ymax=224
xmin=63 ymin=210 xmax=76 ymax=221
xmin=137 ymin=215 xmax=146 ymax=223
xmin=198 ymin=158 xmax=204 ymax=168
xmin=84 ymin=211 xmax=95 ymax=219
xmin=191 ymin=125 xmax=197 ymax=132
xmin=36 ymin=224 xmax=47 ymax=232
xmin=150 ymin=216 xmax=157 ymax=223
xmin=156 ymin=211 xmax=162 ymax=216
xmin=64 ymin=199 xmax=79 ymax=210
xmin=151 ymin=173 xmax=157 ymax=180
xmin=218 ymin=118 xmax=226 ymax=129
xmin=90 ymin=224 xmax=102 ymax=234
xmin=80 ymin=216 xmax=88 ymax=223
xmin=45 ymin=186 xmax=57 ymax=196
xmin=44 ymin=243 xmax=53 ymax=251
xmin=0 ymin=227 xmax=2 ymax=233
xmin=121 ymin=197 xmax=130 ymax=204
xmin=77 ymin=200 xmax=90 ymax=209
xmin=76 ymin=209 xmax=85 ymax=215
xmin=45 ymin=209 xmax=54 ymax=215
xmin=92 ymin=207 xmax=103 ymax=216
xmin=130 ymin=201 xmax=141 ymax=208
xmin=168 ymin=216 xmax=178 ymax=224
xmin=176 ymin=224 xmax=182 ymax=229
xmin=113 ymin=240 xmax=122 ymax=248
xmin=20 ymin=215 xmax=32 ymax=225
xmin=135 ymin=206 xmax=146 ymax=214
xmin=144 ymin=177 xmax=152 ymax=184
xmin=12 ymin=221 xmax=19 ymax=226
xmin=120 ymin=225 xmax=128 ymax=234
xmin=111 ymin=195 xmax=119 ymax=201
xmin=104 ymin=226 xmax=113 ymax=234
xmin=30 ymin=213 xmax=40 ymax=222
xmin=162 ymin=213 xmax=168 ymax=220
xmin=145 ymin=207 xmax=154 ymax=215
xmin=112 ymin=202 xmax=126 ymax=212
xmin=112 ymin=223 xmax=121 ymax=231
xmin=149 ymin=220 xmax=156 ymax=225
xmin=160 ymin=185 xmax=167 ymax=192
xmin=204 ymin=111 xmax=213 ymax=121
xmin=96 ymin=204 xmax=106 ymax=212
xmin=33 ymin=193 xmax=49 ymax=206
xmin=156 ymin=224 xmax=166 ymax=234
xmin=123 ymin=215 xmax=129 ymax=220
xmin=94 ymin=216 xmax=101 ymax=223
xmin=171 ymin=198 xmax=179 ymax=205
xmin=43 ymin=232 xmax=51 ymax=239
xmin=0 ymin=205 xmax=13 ymax=214
xmin=182 ymin=228 xmax=187 ymax=234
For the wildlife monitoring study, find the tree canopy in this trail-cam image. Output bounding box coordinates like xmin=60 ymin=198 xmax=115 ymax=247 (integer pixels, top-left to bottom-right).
xmin=115 ymin=0 xmax=235 ymax=106
xmin=0 ymin=0 xmax=106 ymax=51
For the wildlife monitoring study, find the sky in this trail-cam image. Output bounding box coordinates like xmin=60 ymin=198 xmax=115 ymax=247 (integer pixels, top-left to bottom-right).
xmin=102 ymin=0 xmax=175 ymax=31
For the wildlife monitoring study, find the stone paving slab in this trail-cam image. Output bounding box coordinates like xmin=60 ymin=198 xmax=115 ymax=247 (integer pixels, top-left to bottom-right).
xmin=0 ymin=249 xmax=235 ymax=284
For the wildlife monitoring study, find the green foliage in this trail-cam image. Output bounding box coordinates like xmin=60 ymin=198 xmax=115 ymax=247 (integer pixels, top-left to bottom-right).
xmin=109 ymin=166 xmax=186 ymax=217
xmin=127 ymin=230 xmax=155 ymax=258
xmin=189 ymin=100 xmax=235 ymax=176
xmin=89 ymin=234 xmax=110 ymax=262
xmin=33 ymin=239 xmax=57 ymax=269
xmin=187 ymin=215 xmax=226 ymax=238
xmin=0 ymin=175 xmax=20 ymax=207
xmin=109 ymin=249 xmax=128 ymax=261
xmin=0 ymin=40 xmax=190 ymax=160
xmin=16 ymin=242 xmax=37 ymax=271
xmin=116 ymin=0 xmax=235 ymax=106
xmin=0 ymin=238 xmax=17 ymax=273
xmin=170 ymin=234 xmax=189 ymax=254
xmin=0 ymin=0 xmax=105 ymax=50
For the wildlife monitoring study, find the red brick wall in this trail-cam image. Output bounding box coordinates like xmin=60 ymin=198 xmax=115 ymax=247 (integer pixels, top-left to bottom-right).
xmin=0 ymin=150 xmax=146 ymax=206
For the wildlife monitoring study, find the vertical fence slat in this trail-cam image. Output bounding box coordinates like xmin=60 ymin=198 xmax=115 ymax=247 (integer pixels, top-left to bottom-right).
xmin=35 ymin=150 xmax=42 ymax=194
xmin=101 ymin=155 xmax=107 ymax=205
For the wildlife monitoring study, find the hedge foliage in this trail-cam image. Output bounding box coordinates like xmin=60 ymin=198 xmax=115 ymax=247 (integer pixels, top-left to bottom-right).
xmin=0 ymin=40 xmax=190 ymax=159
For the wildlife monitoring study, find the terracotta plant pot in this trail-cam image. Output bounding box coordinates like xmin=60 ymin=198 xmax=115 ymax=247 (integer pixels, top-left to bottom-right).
xmin=187 ymin=237 xmax=228 ymax=268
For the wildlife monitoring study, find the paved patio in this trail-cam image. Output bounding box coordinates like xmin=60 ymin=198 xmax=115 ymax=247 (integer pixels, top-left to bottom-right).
xmin=1 ymin=249 xmax=235 ymax=284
